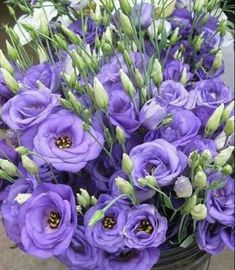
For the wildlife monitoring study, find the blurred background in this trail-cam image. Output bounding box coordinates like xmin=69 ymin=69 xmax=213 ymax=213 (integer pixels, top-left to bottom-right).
xmin=0 ymin=1 xmax=234 ymax=269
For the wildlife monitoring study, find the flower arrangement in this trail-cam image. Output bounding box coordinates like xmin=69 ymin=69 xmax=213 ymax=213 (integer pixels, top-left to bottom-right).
xmin=0 ymin=0 xmax=234 ymax=269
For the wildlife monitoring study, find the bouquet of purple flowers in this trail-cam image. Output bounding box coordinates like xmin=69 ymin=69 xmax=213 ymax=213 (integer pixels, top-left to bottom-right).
xmin=0 ymin=0 xmax=234 ymax=269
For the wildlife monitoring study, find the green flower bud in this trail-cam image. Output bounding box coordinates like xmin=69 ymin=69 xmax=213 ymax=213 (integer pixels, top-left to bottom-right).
xmin=115 ymin=177 xmax=134 ymax=196
xmin=170 ymin=27 xmax=180 ymax=45
xmin=174 ymin=176 xmax=193 ymax=198
xmin=219 ymin=20 xmax=227 ymax=37
xmin=5 ymin=26 xmax=19 ymax=43
xmin=83 ymin=123 xmax=91 ymax=132
xmin=37 ymin=45 xmax=48 ymax=64
xmin=18 ymin=3 xmax=31 ymax=13
xmin=60 ymin=98 xmax=73 ymax=110
xmin=91 ymin=4 xmax=101 ymax=25
xmin=188 ymin=151 xmax=200 ymax=168
xmin=123 ymin=50 xmax=133 ymax=67
xmin=193 ymin=171 xmax=207 ymax=189
xmin=39 ymin=13 xmax=49 ymax=36
xmin=77 ymin=188 xmax=91 ymax=208
xmin=119 ymin=11 xmax=134 ymax=37
xmin=6 ymin=41 xmax=18 ymax=61
xmin=193 ymin=34 xmax=204 ymax=52
xmin=221 ymin=164 xmax=233 ymax=175
xmin=117 ymin=41 xmax=125 ymax=53
xmin=60 ymin=25 xmax=82 ymax=45
xmin=224 ymin=116 xmax=234 ymax=136
xmin=101 ymin=41 xmax=113 ymax=54
xmin=15 ymin=146 xmax=30 ymax=155
xmin=103 ymin=0 xmax=114 ymax=12
xmin=0 ymin=169 xmax=10 ymax=180
xmin=122 ymin=153 xmax=133 ymax=175
xmin=183 ymin=194 xmax=197 ymax=213
xmin=194 ymin=0 xmax=205 ymax=12
xmin=21 ymin=155 xmax=38 ymax=175
xmin=68 ymin=91 xmax=83 ymax=115
xmin=70 ymin=50 xmax=86 ymax=72
xmin=116 ymin=126 xmax=126 ymax=145
xmin=134 ymin=68 xmax=144 ymax=88
xmin=195 ymin=58 xmax=203 ymax=70
xmin=91 ymin=196 xmax=98 ymax=206
xmin=138 ymin=175 xmax=157 ymax=187
xmin=0 ymin=159 xmax=18 ymax=177
xmin=0 ymin=49 xmax=14 ymax=74
xmin=214 ymin=146 xmax=234 ymax=167
xmin=180 ymin=66 xmax=188 ymax=85
xmin=201 ymin=149 xmax=212 ymax=164
xmin=93 ymin=77 xmax=109 ymax=111
xmin=0 ymin=68 xmax=19 ymax=93
xmin=211 ymin=50 xmax=223 ymax=70
xmin=151 ymin=59 xmax=163 ymax=87
xmin=119 ymin=0 xmax=132 ymax=15
xmin=191 ymin=204 xmax=207 ymax=220
xmin=103 ymin=27 xmax=113 ymax=45
xmin=89 ymin=210 xmax=105 ymax=226
xmin=7 ymin=6 xmax=16 ymax=17
xmin=205 ymin=103 xmax=224 ymax=136
xmin=120 ymin=69 xmax=135 ymax=97
xmin=201 ymin=13 xmax=210 ymax=25
xmin=54 ymin=34 xmax=68 ymax=50
xmin=221 ymin=101 xmax=234 ymax=122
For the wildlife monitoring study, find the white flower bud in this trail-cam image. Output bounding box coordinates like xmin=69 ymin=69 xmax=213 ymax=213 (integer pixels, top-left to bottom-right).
xmin=93 ymin=77 xmax=109 ymax=111
xmin=214 ymin=146 xmax=234 ymax=167
xmin=193 ymin=171 xmax=207 ymax=189
xmin=224 ymin=116 xmax=234 ymax=136
xmin=37 ymin=45 xmax=48 ymax=64
xmin=115 ymin=177 xmax=134 ymax=196
xmin=0 ymin=159 xmax=18 ymax=177
xmin=21 ymin=155 xmax=38 ymax=175
xmin=205 ymin=103 xmax=224 ymax=136
xmin=116 ymin=126 xmax=126 ymax=145
xmin=151 ymin=58 xmax=163 ymax=87
xmin=174 ymin=176 xmax=193 ymax=198
xmin=0 ymin=68 xmax=19 ymax=93
xmin=122 ymin=153 xmax=133 ymax=175
xmin=119 ymin=69 xmax=135 ymax=97
xmin=191 ymin=204 xmax=207 ymax=220
xmin=0 ymin=49 xmax=14 ymax=74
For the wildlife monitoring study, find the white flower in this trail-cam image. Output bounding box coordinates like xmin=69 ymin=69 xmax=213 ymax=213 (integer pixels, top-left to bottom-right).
xmin=69 ymin=0 xmax=89 ymax=9
xmin=14 ymin=1 xmax=58 ymax=46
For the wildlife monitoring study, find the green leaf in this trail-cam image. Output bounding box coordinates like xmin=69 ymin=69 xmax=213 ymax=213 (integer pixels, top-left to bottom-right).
xmin=180 ymin=234 xmax=195 ymax=248
xmin=208 ymin=181 xmax=226 ymax=190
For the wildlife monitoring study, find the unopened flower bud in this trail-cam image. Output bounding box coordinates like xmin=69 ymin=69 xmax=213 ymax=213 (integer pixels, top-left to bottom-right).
xmin=0 ymin=159 xmax=18 ymax=177
xmin=70 ymin=50 xmax=86 ymax=71
xmin=7 ymin=6 xmax=16 ymax=17
xmin=151 ymin=58 xmax=163 ymax=87
xmin=39 ymin=13 xmax=49 ymax=36
xmin=37 ymin=45 xmax=48 ymax=64
xmin=60 ymin=25 xmax=82 ymax=45
xmin=201 ymin=149 xmax=212 ymax=164
xmin=93 ymin=77 xmax=109 ymax=111
xmin=68 ymin=91 xmax=83 ymax=115
xmin=180 ymin=66 xmax=188 ymax=85
xmin=14 ymin=193 xmax=32 ymax=205
xmin=60 ymin=98 xmax=73 ymax=110
xmin=218 ymin=20 xmax=227 ymax=37
xmin=5 ymin=26 xmax=19 ymax=43
xmin=101 ymin=40 xmax=113 ymax=54
xmin=15 ymin=146 xmax=29 ymax=155
xmin=123 ymin=50 xmax=133 ymax=67
xmin=21 ymin=155 xmax=38 ymax=175
xmin=193 ymin=34 xmax=204 ymax=52
xmin=119 ymin=11 xmax=134 ymax=37
xmin=221 ymin=164 xmax=233 ymax=175
xmin=0 ymin=68 xmax=19 ymax=93
xmin=193 ymin=171 xmax=207 ymax=189
xmin=117 ymin=41 xmax=125 ymax=53
xmin=120 ymin=69 xmax=135 ymax=97
xmin=89 ymin=210 xmax=105 ymax=226
xmin=122 ymin=153 xmax=133 ymax=175
xmin=205 ymin=103 xmax=224 ymax=136
xmin=188 ymin=151 xmax=200 ymax=168
xmin=170 ymin=27 xmax=180 ymax=45
xmin=221 ymin=101 xmax=234 ymax=122
xmin=6 ymin=41 xmax=18 ymax=61
xmin=224 ymin=116 xmax=234 ymax=136
xmin=0 ymin=49 xmax=14 ymax=74
xmin=138 ymin=175 xmax=157 ymax=187
xmin=174 ymin=176 xmax=193 ymax=198
xmin=116 ymin=126 xmax=126 ymax=145
xmin=77 ymin=189 xmax=91 ymax=208
xmin=91 ymin=196 xmax=98 ymax=205
xmin=119 ymin=0 xmax=132 ymax=15
xmin=91 ymin=4 xmax=101 ymax=24
xmin=214 ymin=146 xmax=234 ymax=167
xmin=191 ymin=204 xmax=207 ymax=220
xmin=183 ymin=194 xmax=197 ymax=213
xmin=194 ymin=0 xmax=205 ymax=12
xmin=0 ymin=169 xmax=10 ymax=180
xmin=134 ymin=68 xmax=144 ymax=88
xmin=115 ymin=177 xmax=134 ymax=196
xmin=211 ymin=50 xmax=223 ymax=70
xmin=54 ymin=34 xmax=68 ymax=50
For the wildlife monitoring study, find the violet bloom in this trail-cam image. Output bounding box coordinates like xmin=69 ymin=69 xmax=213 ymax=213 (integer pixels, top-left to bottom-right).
xmin=1 ymin=88 xmax=60 ymax=130
xmin=102 ymin=247 xmax=160 ymax=270
xmin=221 ymin=227 xmax=234 ymax=252
xmin=196 ymin=220 xmax=225 ymax=255
xmin=69 ymin=17 xmax=105 ymax=44
xmin=123 ymin=204 xmax=167 ymax=249
xmin=1 ymin=177 xmax=37 ymax=244
xmin=84 ymin=194 xmax=128 ymax=253
xmin=109 ymin=90 xmax=140 ymax=135
xmin=206 ymin=173 xmax=234 ymax=226
xmin=154 ymin=107 xmax=201 ymax=147
xmin=163 ymin=60 xmax=192 ymax=82
xmin=132 ymin=3 xmax=153 ymax=29
xmin=18 ymin=183 xmax=77 ymax=258
xmin=157 ymin=80 xmax=189 ymax=107
xmin=171 ymin=8 xmax=192 ymax=37
xmin=23 ymin=62 xmax=61 ymax=92
xmin=21 ymin=108 xmax=104 ymax=173
xmin=139 ymin=98 xmax=166 ymax=130
xmin=129 ymin=139 xmax=187 ymax=187
xmin=58 ymin=226 xmax=104 ymax=270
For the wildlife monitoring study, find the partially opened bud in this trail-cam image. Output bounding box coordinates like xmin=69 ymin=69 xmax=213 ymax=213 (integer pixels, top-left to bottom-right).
xmin=93 ymin=77 xmax=109 ymax=111
xmin=201 ymin=149 xmax=212 ymax=164
xmin=191 ymin=204 xmax=207 ymax=220
xmin=37 ymin=45 xmax=48 ymax=63
xmin=54 ymin=34 xmax=68 ymax=50
xmin=151 ymin=58 xmax=163 ymax=87
xmin=77 ymin=189 xmax=91 ymax=208
xmin=0 ymin=68 xmax=19 ymax=93
xmin=21 ymin=155 xmax=38 ymax=175
xmin=120 ymin=69 xmax=135 ymax=97
xmin=0 ymin=159 xmax=18 ymax=177
xmin=122 ymin=153 xmax=133 ymax=175
xmin=214 ymin=146 xmax=234 ymax=167
xmin=115 ymin=177 xmax=134 ymax=196
xmin=205 ymin=103 xmax=224 ymax=136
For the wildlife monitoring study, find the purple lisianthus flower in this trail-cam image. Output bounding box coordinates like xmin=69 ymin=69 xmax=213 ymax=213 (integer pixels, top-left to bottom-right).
xmin=157 ymin=80 xmax=189 ymax=107
xmin=123 ymin=204 xmax=167 ymax=249
xmin=139 ymin=98 xmax=166 ymax=130
xmin=18 ymin=183 xmax=77 ymax=258
xmin=149 ymin=107 xmax=201 ymax=147
xmin=109 ymin=90 xmax=140 ymax=135
xmin=84 ymin=194 xmax=128 ymax=253
xmin=23 ymin=62 xmax=61 ymax=92
xmin=171 ymin=8 xmax=192 ymax=37
xmin=21 ymin=108 xmax=104 ymax=173
xmin=69 ymin=17 xmax=105 ymax=44
xmin=129 ymin=139 xmax=187 ymax=187
xmin=102 ymin=247 xmax=160 ymax=270
xmin=58 ymin=226 xmax=104 ymax=270
xmin=221 ymin=227 xmax=235 ymax=252
xmin=1 ymin=88 xmax=60 ymax=130
xmin=206 ymin=173 xmax=234 ymax=226
xmin=132 ymin=3 xmax=153 ymax=29
xmin=163 ymin=60 xmax=192 ymax=82
xmin=196 ymin=220 xmax=225 ymax=255
xmin=1 ymin=177 xmax=37 ymax=244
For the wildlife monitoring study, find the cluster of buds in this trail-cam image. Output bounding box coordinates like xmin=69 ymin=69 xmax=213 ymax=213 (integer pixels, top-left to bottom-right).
xmin=76 ymin=189 xmax=97 ymax=209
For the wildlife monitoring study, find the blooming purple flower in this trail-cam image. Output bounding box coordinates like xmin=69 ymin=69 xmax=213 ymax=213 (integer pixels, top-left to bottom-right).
xmin=196 ymin=220 xmax=225 ymax=255
xmin=171 ymin=8 xmax=192 ymax=37
xmin=123 ymin=204 xmax=167 ymax=249
xmin=102 ymin=247 xmax=160 ymax=270
xmin=129 ymin=139 xmax=187 ymax=187
xmin=1 ymin=88 xmax=60 ymax=130
xmin=132 ymin=3 xmax=153 ymax=29
xmin=58 ymin=226 xmax=104 ymax=270
xmin=69 ymin=17 xmax=105 ymax=45
xmin=23 ymin=62 xmax=61 ymax=92
xmin=221 ymin=227 xmax=234 ymax=252
xmin=206 ymin=173 xmax=234 ymax=226
xmin=21 ymin=108 xmax=104 ymax=173
xmin=163 ymin=60 xmax=192 ymax=82
xmin=18 ymin=183 xmax=77 ymax=258
xmin=84 ymin=194 xmax=128 ymax=253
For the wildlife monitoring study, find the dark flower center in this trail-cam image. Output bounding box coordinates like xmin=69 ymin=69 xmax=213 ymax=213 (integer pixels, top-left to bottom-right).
xmin=102 ymin=216 xmax=116 ymax=229
xmin=146 ymin=163 xmax=156 ymax=175
xmin=55 ymin=136 xmax=72 ymax=149
xmin=138 ymin=219 xmax=153 ymax=234
xmin=48 ymin=211 xmax=61 ymax=229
